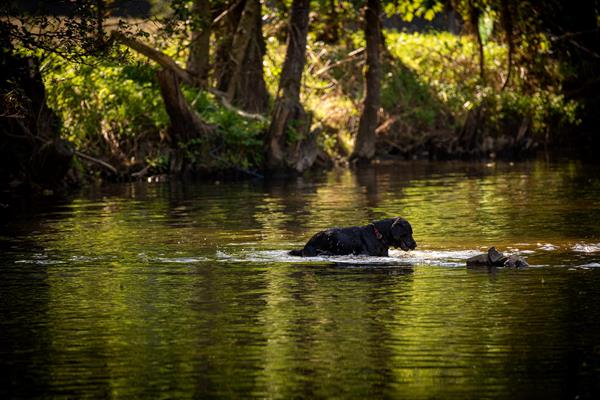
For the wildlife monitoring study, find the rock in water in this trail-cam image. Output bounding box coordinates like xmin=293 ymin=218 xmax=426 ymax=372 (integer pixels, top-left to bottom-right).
xmin=465 ymin=253 xmax=492 ymax=266
xmin=503 ymin=254 xmax=529 ymax=268
xmin=488 ymin=247 xmax=507 ymax=264
xmin=466 ymin=247 xmax=528 ymax=268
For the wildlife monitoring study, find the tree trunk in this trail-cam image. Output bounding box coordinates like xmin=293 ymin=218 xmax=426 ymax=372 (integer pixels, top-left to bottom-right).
xmin=186 ymin=0 xmax=211 ymax=87
xmin=351 ymin=0 xmax=382 ymax=161
xmin=500 ymin=0 xmax=513 ymax=90
xmin=214 ymin=0 xmax=245 ymax=92
xmin=328 ymin=0 xmax=340 ymax=43
xmin=1 ymin=47 xmax=75 ymax=190
xmin=156 ymin=69 xmax=215 ymax=174
xmin=266 ymin=0 xmax=316 ymax=172
xmin=469 ymin=0 xmax=485 ymax=83
xmin=216 ymin=0 xmax=269 ymax=114
xmin=316 ymin=0 xmax=340 ymax=44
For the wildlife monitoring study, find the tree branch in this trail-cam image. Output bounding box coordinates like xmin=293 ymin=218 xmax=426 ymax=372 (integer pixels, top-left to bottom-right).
xmin=206 ymin=88 xmax=267 ymax=122
xmin=111 ymin=31 xmax=195 ymax=85
xmin=314 ymin=47 xmax=364 ymax=76
xmin=75 ymin=150 xmax=117 ymax=174
xmin=111 ymin=31 xmax=267 ymax=122
xmin=212 ymin=0 xmax=245 ymax=27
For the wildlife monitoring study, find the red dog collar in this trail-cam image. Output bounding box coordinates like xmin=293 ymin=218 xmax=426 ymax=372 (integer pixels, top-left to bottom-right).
xmin=372 ymin=225 xmax=383 ymax=240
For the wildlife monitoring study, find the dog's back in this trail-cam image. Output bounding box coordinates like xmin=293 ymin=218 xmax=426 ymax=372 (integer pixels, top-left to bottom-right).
xmin=289 ymin=217 xmax=416 ymax=257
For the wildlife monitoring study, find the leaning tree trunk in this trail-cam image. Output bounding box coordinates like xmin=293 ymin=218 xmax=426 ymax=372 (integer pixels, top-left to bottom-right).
xmin=186 ymin=0 xmax=211 ymax=87
xmin=216 ymin=0 xmax=269 ymax=114
xmin=266 ymin=0 xmax=316 ymax=172
xmin=156 ymin=69 xmax=214 ymax=174
xmin=351 ymin=0 xmax=382 ymax=162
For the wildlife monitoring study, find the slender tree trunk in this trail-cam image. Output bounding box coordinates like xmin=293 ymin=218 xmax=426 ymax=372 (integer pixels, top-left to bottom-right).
xmin=96 ymin=0 xmax=105 ymax=41
xmin=351 ymin=0 xmax=382 ymax=161
xmin=266 ymin=0 xmax=315 ymax=172
xmin=214 ymin=0 xmax=245 ymax=92
xmin=226 ymin=0 xmax=259 ymax=100
xmin=317 ymin=0 xmax=340 ymax=44
xmin=186 ymin=0 xmax=211 ymax=87
xmin=469 ymin=0 xmax=485 ymax=83
xmin=327 ymin=0 xmax=340 ymax=43
xmin=500 ymin=0 xmax=513 ymax=90
xmin=216 ymin=0 xmax=269 ymax=114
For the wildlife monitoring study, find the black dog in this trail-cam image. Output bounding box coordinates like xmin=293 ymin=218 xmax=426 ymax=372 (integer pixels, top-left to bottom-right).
xmin=289 ymin=217 xmax=416 ymax=257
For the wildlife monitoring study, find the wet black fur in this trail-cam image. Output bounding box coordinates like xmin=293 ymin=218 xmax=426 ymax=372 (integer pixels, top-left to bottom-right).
xmin=289 ymin=217 xmax=417 ymax=257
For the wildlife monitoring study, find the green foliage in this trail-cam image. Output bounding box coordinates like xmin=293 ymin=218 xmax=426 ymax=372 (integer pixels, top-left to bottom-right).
xmin=182 ymin=89 xmax=267 ymax=171
xmin=384 ymin=0 xmax=445 ymax=22
xmin=44 ymin=50 xmax=266 ymax=174
xmin=381 ymin=59 xmax=443 ymax=130
xmin=44 ymin=54 xmax=167 ymax=153
xmin=385 ymin=31 xmax=579 ymax=137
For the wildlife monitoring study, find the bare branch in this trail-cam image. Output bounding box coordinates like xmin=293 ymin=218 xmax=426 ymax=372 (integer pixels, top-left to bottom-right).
xmin=212 ymin=0 xmax=245 ymax=27
xmin=206 ymin=88 xmax=268 ymax=122
xmin=75 ymin=150 xmax=117 ymax=174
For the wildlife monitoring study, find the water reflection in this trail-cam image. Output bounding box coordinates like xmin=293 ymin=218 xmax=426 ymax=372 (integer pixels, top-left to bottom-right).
xmin=1 ymin=160 xmax=600 ymax=398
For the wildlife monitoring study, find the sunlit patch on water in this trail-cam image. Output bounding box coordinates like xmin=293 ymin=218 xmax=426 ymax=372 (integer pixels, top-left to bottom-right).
xmin=14 ymin=254 xmax=65 ymax=265
xmin=152 ymin=256 xmax=209 ymax=263
xmin=217 ymin=249 xmax=399 ymax=265
xmin=137 ymin=252 xmax=210 ymax=264
xmin=390 ymin=249 xmax=482 ymax=267
xmin=573 ymin=263 xmax=600 ymax=269
xmin=70 ymin=255 xmax=113 ymax=262
xmin=215 ymin=248 xmax=486 ymax=267
xmin=572 ymin=243 xmax=600 ymax=253
xmin=537 ymin=243 xmax=559 ymax=251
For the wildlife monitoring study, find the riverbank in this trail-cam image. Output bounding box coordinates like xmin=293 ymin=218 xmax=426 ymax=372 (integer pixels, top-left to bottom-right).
xmin=3 ymin=30 xmax=585 ymax=194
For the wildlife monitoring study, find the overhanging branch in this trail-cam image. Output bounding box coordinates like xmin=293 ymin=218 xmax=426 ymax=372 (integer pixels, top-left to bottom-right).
xmin=111 ymin=31 xmax=195 ymax=85
xmin=110 ymin=31 xmax=267 ymax=122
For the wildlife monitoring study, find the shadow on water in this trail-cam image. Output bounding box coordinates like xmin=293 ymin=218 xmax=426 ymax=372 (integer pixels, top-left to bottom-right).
xmin=2 ymin=160 xmax=600 ymax=398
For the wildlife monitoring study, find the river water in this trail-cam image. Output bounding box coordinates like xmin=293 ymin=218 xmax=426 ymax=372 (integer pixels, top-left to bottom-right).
xmin=2 ymin=160 xmax=600 ymax=398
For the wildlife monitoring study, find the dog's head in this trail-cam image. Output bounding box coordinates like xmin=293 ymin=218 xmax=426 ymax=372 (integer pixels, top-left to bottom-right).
xmin=389 ymin=217 xmax=417 ymax=251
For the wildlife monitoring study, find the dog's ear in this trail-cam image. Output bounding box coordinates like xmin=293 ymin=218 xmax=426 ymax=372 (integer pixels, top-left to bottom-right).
xmin=391 ymin=217 xmax=408 ymax=241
